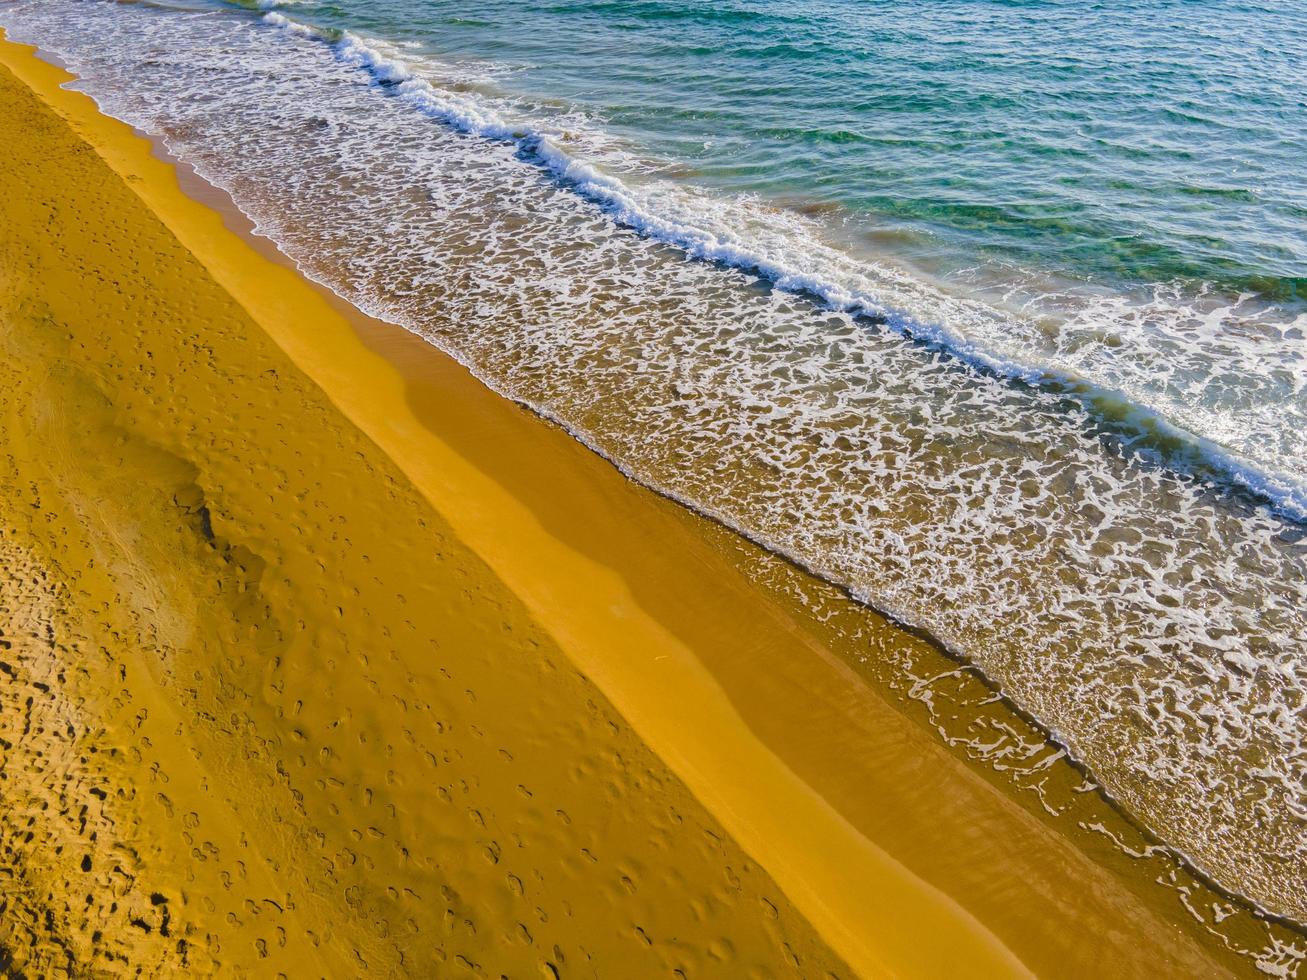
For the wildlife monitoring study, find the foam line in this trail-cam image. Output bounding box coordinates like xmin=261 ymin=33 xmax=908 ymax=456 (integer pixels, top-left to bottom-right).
xmin=263 ymin=14 xmax=1307 ymax=523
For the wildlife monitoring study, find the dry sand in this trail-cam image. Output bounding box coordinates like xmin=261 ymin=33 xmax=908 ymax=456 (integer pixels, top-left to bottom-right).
xmin=0 ymin=31 xmax=1294 ymax=979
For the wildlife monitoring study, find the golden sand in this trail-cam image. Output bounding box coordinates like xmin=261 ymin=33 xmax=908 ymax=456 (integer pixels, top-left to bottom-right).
xmin=0 ymin=33 xmax=1287 ymax=978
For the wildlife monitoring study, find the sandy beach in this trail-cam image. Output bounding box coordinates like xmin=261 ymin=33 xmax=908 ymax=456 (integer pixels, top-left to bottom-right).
xmin=0 ymin=30 xmax=1299 ymax=978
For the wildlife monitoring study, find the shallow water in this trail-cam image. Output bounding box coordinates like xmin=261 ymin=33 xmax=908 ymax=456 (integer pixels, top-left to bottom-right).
xmin=3 ymin=0 xmax=1304 ymax=928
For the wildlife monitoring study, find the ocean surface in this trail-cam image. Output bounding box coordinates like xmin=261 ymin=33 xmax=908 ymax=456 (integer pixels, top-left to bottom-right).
xmin=3 ymin=0 xmax=1305 ymax=931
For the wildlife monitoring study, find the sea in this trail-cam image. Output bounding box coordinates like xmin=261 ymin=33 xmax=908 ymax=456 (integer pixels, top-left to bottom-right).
xmin=2 ymin=0 xmax=1304 ymax=932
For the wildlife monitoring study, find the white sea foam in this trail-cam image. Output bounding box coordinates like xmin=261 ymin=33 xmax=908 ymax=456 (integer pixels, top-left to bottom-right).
xmin=302 ymin=24 xmax=1307 ymax=524
xmin=260 ymin=10 xmax=314 ymax=37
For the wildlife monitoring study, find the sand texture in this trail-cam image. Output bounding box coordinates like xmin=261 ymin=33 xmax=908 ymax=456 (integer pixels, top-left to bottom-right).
xmin=0 ymin=55 xmax=857 ymax=978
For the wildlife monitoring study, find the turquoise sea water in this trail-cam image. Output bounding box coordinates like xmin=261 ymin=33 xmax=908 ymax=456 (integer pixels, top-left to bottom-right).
xmin=324 ymin=0 xmax=1307 ymax=303
xmin=3 ymin=0 xmax=1305 ymax=940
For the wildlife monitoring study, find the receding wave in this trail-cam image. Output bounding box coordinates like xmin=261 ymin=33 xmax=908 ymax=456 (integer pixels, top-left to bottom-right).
xmin=280 ymin=11 xmax=1307 ymax=524
xmin=313 ymin=19 xmax=1307 ymax=522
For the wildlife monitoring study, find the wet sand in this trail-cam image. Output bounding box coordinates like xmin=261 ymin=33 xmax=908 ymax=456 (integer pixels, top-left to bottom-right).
xmin=0 ymin=31 xmax=1296 ymax=978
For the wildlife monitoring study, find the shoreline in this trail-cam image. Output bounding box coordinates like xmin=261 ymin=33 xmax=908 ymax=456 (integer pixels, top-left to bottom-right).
xmin=158 ymin=81 xmax=1307 ymax=959
xmin=0 ymin=29 xmax=1297 ymax=977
